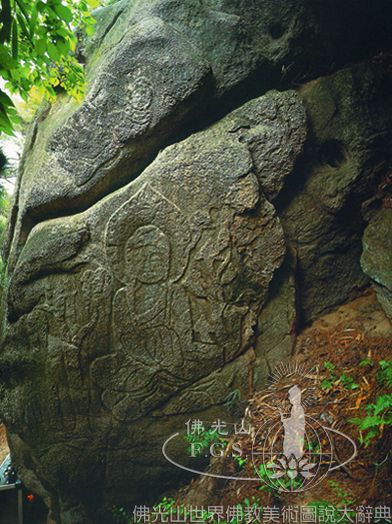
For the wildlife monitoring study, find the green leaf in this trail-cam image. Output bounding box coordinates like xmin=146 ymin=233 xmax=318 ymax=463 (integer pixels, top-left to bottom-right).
xmin=47 ymin=42 xmax=60 ymax=61
xmin=363 ymin=429 xmax=378 ymax=446
xmin=55 ymin=37 xmax=70 ymax=55
xmin=16 ymin=13 xmax=29 ymax=39
xmin=0 ymin=44 xmax=17 ymax=69
xmin=340 ymin=373 xmax=359 ymax=390
xmin=321 ymin=379 xmax=333 ymax=391
xmin=15 ymin=0 xmax=30 ymax=24
xmin=11 ymin=21 xmax=18 ymax=59
xmin=0 ymin=89 xmax=14 ymax=108
xmin=36 ymin=1 xmax=46 ymax=13
xmin=372 ymin=394 xmax=392 ymax=415
xmin=53 ymin=4 xmax=73 ymax=23
xmin=85 ymin=23 xmax=95 ymax=37
xmin=56 ymin=27 xmax=70 ymax=38
xmin=29 ymin=4 xmax=39 ymax=38
xmin=35 ymin=38 xmax=47 ymax=55
xmin=355 ymin=415 xmax=383 ymax=430
xmin=0 ymin=0 xmax=12 ymax=44
xmin=324 ymin=361 xmax=335 ymax=372
xmin=0 ymin=108 xmax=14 ymax=134
xmin=378 ymin=359 xmax=392 ymax=387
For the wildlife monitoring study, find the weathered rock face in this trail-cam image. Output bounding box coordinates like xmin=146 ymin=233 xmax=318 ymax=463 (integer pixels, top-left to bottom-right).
xmin=5 ymin=0 xmax=392 ymax=270
xmin=361 ymin=208 xmax=392 ymax=321
xmin=279 ymin=63 xmax=392 ymax=323
xmin=1 ymin=1 xmax=392 ymax=522
xmin=1 ymin=91 xmax=306 ymax=521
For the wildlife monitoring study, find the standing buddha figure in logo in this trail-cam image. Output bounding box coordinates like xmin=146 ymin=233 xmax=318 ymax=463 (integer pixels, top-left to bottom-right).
xmin=281 ymin=385 xmax=305 ymax=461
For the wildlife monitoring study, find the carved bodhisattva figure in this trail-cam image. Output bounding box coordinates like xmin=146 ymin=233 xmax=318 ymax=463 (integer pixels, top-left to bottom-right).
xmin=118 ymin=224 xmax=181 ymax=365
xmin=91 ymin=183 xmax=194 ymax=420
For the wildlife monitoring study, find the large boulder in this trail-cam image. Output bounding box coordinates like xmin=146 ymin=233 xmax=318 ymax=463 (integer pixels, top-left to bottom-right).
xmin=0 ymin=90 xmax=306 ymax=521
xmin=5 ymin=0 xmax=392 ymax=270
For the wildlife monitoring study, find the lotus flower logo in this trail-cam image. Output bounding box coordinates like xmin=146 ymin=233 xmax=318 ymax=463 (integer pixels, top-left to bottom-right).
xmin=268 ymin=456 xmax=317 ymax=480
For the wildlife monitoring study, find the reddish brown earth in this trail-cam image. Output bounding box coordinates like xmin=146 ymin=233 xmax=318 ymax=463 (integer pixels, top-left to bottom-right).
xmin=0 ymin=424 xmax=9 ymax=465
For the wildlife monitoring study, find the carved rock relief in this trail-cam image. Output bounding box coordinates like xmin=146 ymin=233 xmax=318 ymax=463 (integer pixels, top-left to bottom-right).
xmin=90 ymin=166 xmax=285 ymax=421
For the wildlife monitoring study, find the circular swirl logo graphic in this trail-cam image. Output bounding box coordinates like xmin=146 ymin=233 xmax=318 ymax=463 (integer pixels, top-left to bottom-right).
xmin=162 ymin=366 xmax=357 ymax=493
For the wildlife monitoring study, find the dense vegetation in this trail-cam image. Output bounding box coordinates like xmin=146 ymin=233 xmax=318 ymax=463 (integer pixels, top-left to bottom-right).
xmin=0 ymin=0 xmax=99 ymax=135
xmin=0 ymin=0 xmax=101 ymax=291
xmin=0 ymin=152 xmax=9 ymax=288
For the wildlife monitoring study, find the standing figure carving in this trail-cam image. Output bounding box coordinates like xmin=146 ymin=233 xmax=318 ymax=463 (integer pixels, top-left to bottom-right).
xmin=91 ymin=183 xmax=194 ymax=420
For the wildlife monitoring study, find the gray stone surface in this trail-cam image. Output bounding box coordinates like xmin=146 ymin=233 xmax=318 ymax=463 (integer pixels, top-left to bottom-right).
xmin=361 ymin=208 xmax=392 ymax=321
xmin=279 ymin=63 xmax=392 ymax=323
xmin=6 ymin=0 xmax=392 ymax=271
xmin=0 ymin=91 xmax=305 ymax=521
xmin=254 ymin=257 xmax=298 ymax=388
